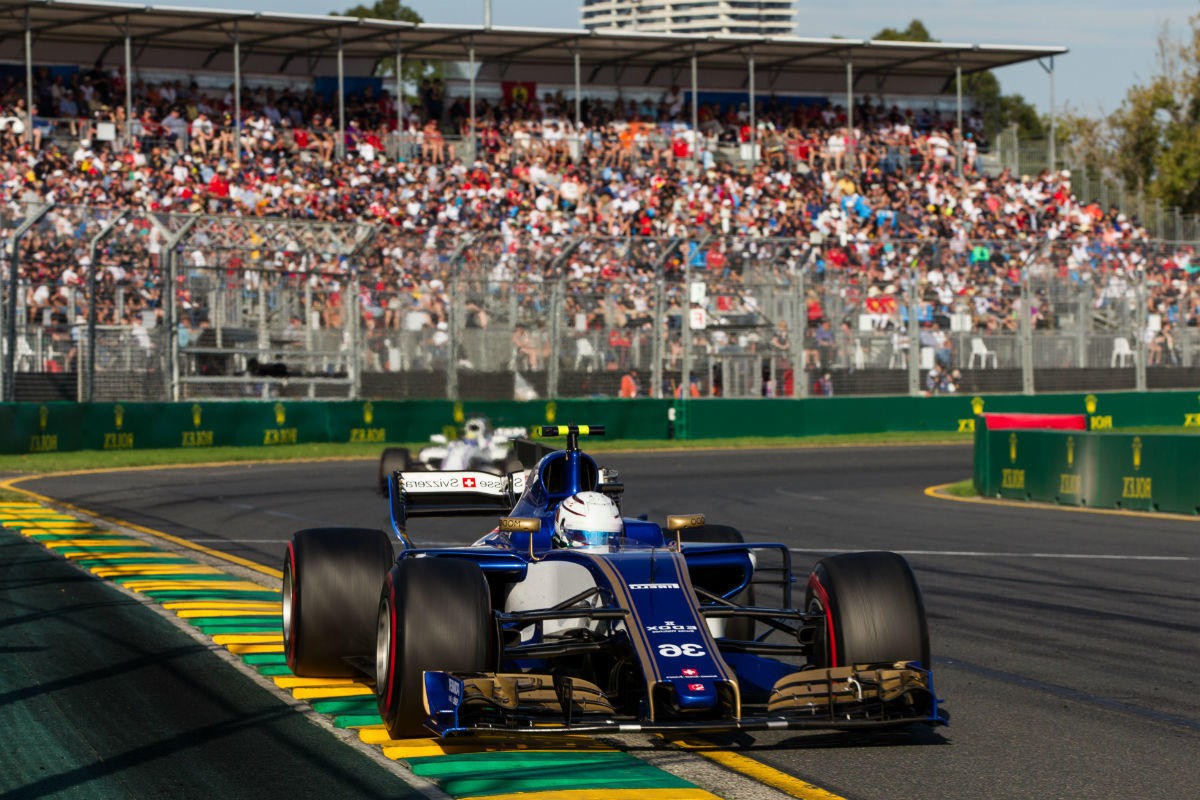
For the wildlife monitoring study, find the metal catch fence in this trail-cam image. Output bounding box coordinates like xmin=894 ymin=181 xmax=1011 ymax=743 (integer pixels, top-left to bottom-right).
xmin=4 ymin=203 xmax=1199 ymax=403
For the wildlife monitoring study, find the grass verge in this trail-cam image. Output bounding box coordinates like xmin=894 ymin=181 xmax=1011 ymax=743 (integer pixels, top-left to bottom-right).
xmin=938 ymin=479 xmax=978 ymax=498
xmin=0 ymin=430 xmax=971 ymax=476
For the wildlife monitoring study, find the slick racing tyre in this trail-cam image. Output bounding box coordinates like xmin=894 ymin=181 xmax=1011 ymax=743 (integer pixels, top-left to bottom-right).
xmin=378 ymin=447 xmax=412 ymax=495
xmin=283 ymin=528 xmax=394 ymax=677
xmin=681 ymin=524 xmax=755 ymax=641
xmin=376 ymin=558 xmax=492 ymax=738
xmin=805 ymin=550 xmax=929 ymax=668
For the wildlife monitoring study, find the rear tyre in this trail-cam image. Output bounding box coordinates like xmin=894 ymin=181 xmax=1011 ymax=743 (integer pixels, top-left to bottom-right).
xmin=378 ymin=447 xmax=412 ymax=495
xmin=805 ymin=551 xmax=929 ymax=668
xmin=283 ymin=527 xmax=394 ymax=677
xmin=376 ymin=558 xmax=492 ymax=738
xmin=681 ymin=524 xmax=755 ymax=641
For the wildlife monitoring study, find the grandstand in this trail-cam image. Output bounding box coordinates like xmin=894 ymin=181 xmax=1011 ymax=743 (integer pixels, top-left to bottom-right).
xmin=7 ymin=2 xmax=1189 ymax=405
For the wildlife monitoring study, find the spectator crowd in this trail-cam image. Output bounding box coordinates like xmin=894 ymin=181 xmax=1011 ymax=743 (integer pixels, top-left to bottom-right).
xmin=1 ymin=65 xmax=1196 ymax=392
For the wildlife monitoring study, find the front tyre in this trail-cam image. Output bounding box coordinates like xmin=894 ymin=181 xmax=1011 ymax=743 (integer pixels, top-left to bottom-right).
xmin=283 ymin=527 xmax=394 ymax=677
xmin=805 ymin=551 xmax=929 ymax=668
xmin=376 ymin=558 xmax=492 ymax=738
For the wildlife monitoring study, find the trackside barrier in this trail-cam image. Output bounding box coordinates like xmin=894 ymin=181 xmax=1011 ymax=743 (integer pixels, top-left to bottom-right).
xmin=975 ymin=425 xmax=1200 ymax=514
xmin=3 ymin=389 xmax=1200 ymax=455
xmin=972 ymin=413 xmax=1088 ymax=496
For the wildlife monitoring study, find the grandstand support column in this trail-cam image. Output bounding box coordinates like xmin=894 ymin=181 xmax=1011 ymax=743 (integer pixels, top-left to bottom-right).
xmin=468 ymin=37 xmax=477 ymax=160
xmin=574 ymin=45 xmax=582 ymax=129
xmin=691 ymin=49 xmax=699 ymax=167
xmin=1037 ymin=56 xmax=1056 ymax=173
xmin=337 ymin=30 xmax=346 ymax=161
xmin=233 ymin=24 xmax=242 ymax=166
xmin=845 ymin=59 xmax=855 ymax=171
xmin=955 ymin=63 xmax=963 ymax=178
xmin=747 ymin=49 xmax=756 ymax=165
xmin=86 ymin=212 xmax=128 ymax=403
xmin=124 ymin=23 xmax=133 ymax=150
xmin=24 ymin=11 xmax=33 ymax=147
xmin=3 ymin=203 xmax=52 ymax=403
xmin=395 ymin=42 xmax=404 ymax=156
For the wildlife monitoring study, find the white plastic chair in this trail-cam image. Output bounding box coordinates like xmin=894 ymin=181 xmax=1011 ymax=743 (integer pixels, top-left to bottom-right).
xmin=968 ymin=337 xmax=997 ymax=368
xmin=1111 ymin=337 xmax=1134 ymax=367
xmin=852 ymin=340 xmax=866 ymax=370
xmin=574 ymin=337 xmax=599 ymax=372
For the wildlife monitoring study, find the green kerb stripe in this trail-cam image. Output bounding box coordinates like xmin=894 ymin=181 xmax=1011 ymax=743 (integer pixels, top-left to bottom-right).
xmin=140 ymin=590 xmax=281 ymax=601
xmin=311 ymin=699 xmax=378 ymax=715
xmin=54 ymin=546 xmax=158 ymax=554
xmin=112 ymin=574 xmax=241 ymax=584
xmin=407 ymin=751 xmax=694 ymax=795
xmin=195 ymin=623 xmax=283 ymax=635
xmin=73 ymin=557 xmax=199 ymax=567
xmin=333 ymin=714 xmax=382 ymax=728
xmin=240 ymin=653 xmax=288 ymax=666
xmin=187 ymin=617 xmax=282 ymax=629
xmin=255 ymin=665 xmax=293 ymax=676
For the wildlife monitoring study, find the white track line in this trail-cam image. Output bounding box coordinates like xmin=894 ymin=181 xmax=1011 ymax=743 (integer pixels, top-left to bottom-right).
xmin=788 ymin=548 xmax=1192 ymax=561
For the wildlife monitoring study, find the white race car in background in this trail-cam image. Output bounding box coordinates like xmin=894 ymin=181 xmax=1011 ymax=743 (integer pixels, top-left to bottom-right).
xmin=376 ymin=418 xmax=526 ymax=493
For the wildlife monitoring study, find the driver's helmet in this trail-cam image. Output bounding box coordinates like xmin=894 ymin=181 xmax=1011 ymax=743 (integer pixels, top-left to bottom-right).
xmin=553 ymin=491 xmax=624 ymax=551
xmin=463 ymin=417 xmax=489 ymax=442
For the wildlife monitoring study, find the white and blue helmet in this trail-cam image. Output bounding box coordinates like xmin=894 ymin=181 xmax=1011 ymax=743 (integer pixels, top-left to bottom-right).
xmin=553 ymin=491 xmax=623 ymax=551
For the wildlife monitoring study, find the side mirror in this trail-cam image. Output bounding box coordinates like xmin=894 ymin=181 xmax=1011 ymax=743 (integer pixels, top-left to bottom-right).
xmin=666 ymin=514 xmax=706 ymax=531
xmin=429 ymin=434 xmax=448 ymax=445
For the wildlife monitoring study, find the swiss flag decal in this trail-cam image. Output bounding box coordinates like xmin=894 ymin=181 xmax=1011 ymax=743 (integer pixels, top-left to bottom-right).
xmin=681 ymin=668 xmax=699 ymax=677
xmin=463 ymin=477 xmax=476 ymax=488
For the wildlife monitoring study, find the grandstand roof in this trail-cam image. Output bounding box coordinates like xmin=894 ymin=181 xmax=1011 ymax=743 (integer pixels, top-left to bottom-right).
xmin=0 ymin=1 xmax=1066 ymax=95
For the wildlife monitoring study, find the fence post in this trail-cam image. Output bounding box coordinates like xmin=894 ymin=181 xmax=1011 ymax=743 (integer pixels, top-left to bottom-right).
xmin=1135 ymin=277 xmax=1148 ymax=391
xmin=1019 ymin=269 xmax=1034 ymax=394
xmin=547 ymin=276 xmax=563 ymax=399
xmin=3 ymin=202 xmax=52 ymax=402
xmin=86 ymin=211 xmax=127 ymax=402
xmin=792 ymin=261 xmax=807 ymax=398
xmin=907 ymin=255 xmax=920 ymax=396
xmin=1075 ymin=282 xmax=1088 ymax=369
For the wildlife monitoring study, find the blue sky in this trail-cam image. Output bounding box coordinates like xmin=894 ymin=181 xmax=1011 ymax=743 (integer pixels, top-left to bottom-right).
xmin=145 ymin=0 xmax=1198 ymax=115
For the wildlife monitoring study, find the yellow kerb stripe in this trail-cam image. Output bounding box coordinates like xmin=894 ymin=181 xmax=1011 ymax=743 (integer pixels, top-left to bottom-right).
xmin=458 ymin=791 xmax=720 ymax=800
xmin=672 ymin=739 xmax=848 ymax=800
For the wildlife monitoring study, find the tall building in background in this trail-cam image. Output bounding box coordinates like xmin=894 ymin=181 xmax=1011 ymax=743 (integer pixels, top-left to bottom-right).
xmin=581 ymin=1 xmax=796 ymax=36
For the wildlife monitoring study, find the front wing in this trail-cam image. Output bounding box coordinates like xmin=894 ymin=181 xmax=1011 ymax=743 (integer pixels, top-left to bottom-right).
xmin=422 ymin=663 xmax=946 ymax=737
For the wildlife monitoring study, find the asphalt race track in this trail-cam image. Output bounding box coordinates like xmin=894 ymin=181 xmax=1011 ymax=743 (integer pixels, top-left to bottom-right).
xmin=12 ymin=444 xmax=1200 ymax=799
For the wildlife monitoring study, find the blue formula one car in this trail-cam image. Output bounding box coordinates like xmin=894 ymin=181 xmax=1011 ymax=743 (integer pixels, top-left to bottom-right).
xmin=282 ymin=425 xmax=946 ymax=739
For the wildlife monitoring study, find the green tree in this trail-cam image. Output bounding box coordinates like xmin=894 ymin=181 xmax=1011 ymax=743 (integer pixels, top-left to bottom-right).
xmin=337 ymin=1 xmax=433 ymax=84
xmin=1108 ymin=18 xmax=1200 ymax=211
xmin=871 ymin=19 xmax=1042 ymax=139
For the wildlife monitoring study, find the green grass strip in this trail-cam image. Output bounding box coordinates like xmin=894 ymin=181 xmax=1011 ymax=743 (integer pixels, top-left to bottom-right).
xmin=406 ymin=750 xmax=695 ymax=795
xmin=140 ymin=589 xmax=281 ymax=602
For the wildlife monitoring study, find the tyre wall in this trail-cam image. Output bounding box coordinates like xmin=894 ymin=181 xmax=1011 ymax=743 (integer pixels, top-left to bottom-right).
xmin=2 ymin=390 xmax=1200 ymax=455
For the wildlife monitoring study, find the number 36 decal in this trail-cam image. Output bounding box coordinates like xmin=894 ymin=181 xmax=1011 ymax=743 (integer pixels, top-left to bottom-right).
xmin=657 ymin=643 xmax=705 ymax=657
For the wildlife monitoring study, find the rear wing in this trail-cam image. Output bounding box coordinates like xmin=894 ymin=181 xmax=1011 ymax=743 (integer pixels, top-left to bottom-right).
xmin=389 ymin=470 xmax=515 ymax=542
